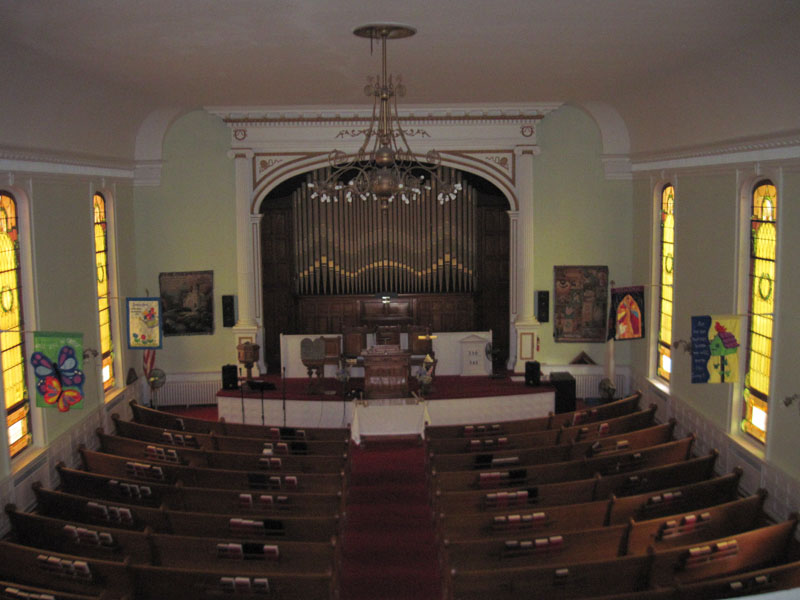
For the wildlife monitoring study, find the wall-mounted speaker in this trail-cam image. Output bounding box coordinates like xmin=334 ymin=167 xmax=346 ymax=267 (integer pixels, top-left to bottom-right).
xmin=536 ymin=290 xmax=549 ymax=323
xmin=525 ymin=361 xmax=541 ymax=387
xmin=221 ymin=364 xmax=239 ymax=390
xmin=222 ymin=295 xmax=236 ymax=327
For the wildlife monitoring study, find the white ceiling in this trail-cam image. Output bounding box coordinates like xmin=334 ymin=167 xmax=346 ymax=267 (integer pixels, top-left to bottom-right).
xmin=2 ymin=0 xmax=799 ymax=156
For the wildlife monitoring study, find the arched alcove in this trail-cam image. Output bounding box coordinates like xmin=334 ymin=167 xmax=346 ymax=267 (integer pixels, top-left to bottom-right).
xmin=257 ymin=167 xmax=510 ymax=370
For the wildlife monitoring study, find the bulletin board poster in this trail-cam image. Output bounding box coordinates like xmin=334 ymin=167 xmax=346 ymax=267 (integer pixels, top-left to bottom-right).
xmin=127 ymin=297 xmax=163 ymax=349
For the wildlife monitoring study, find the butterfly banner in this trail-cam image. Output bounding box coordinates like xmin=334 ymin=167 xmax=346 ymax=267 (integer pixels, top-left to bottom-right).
xmin=30 ymin=331 xmax=85 ymax=412
xmin=691 ymin=315 xmax=742 ymax=384
xmin=608 ymin=286 xmax=645 ymax=341
xmin=127 ymin=297 xmax=163 ymax=349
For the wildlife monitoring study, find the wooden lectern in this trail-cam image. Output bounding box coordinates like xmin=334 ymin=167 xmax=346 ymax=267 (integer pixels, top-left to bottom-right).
xmin=362 ymin=345 xmax=411 ymax=399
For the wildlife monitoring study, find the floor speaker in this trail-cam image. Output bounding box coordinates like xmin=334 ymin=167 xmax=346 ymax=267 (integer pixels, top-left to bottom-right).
xmin=536 ymin=291 xmax=549 ymax=323
xmin=221 ymin=364 xmax=238 ymax=390
xmin=222 ymin=295 xmax=236 ymax=328
xmin=525 ymin=361 xmax=541 ymax=386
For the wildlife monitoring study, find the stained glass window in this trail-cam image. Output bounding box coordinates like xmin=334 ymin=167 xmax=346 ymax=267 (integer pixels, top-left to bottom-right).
xmin=657 ymin=185 xmax=674 ymax=381
xmin=742 ymin=180 xmax=777 ymax=443
xmin=0 ymin=192 xmax=29 ymax=457
xmin=94 ymin=193 xmax=115 ymax=391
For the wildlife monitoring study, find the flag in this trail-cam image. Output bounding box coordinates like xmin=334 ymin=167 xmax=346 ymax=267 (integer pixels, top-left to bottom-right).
xmin=143 ymin=348 xmax=156 ymax=380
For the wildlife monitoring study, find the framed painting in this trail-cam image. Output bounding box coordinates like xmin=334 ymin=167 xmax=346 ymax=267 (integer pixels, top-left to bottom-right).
xmin=159 ymin=270 xmax=214 ymax=336
xmin=127 ymin=297 xmax=163 ymax=349
xmin=553 ymin=265 xmax=609 ymax=342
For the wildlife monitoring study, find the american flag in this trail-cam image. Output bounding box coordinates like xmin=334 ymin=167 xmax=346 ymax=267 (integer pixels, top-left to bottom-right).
xmin=143 ymin=349 xmax=156 ymax=380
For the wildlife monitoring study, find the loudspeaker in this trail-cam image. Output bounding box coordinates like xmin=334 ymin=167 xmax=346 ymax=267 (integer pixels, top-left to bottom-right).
xmin=222 ymin=295 xmax=236 ymax=327
xmin=525 ymin=361 xmax=541 ymax=387
xmin=536 ymin=291 xmax=549 ymax=323
xmin=221 ymin=364 xmax=239 ymax=390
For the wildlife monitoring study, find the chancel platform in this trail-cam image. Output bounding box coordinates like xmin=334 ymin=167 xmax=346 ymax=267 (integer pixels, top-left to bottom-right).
xmin=216 ymin=374 xmax=555 ymax=444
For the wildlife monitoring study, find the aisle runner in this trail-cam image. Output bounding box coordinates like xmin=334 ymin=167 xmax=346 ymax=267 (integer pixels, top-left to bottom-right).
xmin=340 ymin=440 xmax=441 ymax=600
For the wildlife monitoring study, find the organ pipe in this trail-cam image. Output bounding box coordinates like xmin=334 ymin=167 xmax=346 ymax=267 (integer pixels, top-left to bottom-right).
xmin=294 ymin=167 xmax=477 ymax=296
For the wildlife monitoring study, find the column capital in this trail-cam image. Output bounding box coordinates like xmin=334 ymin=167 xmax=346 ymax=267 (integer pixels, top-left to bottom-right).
xmin=514 ymin=145 xmax=541 ymax=157
xmin=227 ymin=149 xmax=254 ymax=160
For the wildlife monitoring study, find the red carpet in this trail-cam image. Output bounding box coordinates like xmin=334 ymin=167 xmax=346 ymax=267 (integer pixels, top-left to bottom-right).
xmin=339 ymin=439 xmax=441 ymax=600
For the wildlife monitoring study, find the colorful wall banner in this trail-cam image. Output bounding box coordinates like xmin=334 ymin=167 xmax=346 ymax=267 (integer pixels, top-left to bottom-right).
xmin=30 ymin=331 xmax=85 ymax=412
xmin=127 ymin=297 xmax=163 ymax=349
xmin=609 ymin=286 xmax=645 ymax=341
xmin=691 ymin=315 xmax=741 ymax=384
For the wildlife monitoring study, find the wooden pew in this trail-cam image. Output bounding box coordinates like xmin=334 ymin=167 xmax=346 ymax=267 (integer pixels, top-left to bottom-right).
xmin=433 ymin=436 xmax=695 ymax=492
xmin=434 ymin=451 xmax=718 ymax=515
xmin=0 ymin=540 xmax=134 ymax=598
xmin=446 ymin=554 xmax=652 ymax=600
xmin=0 ymin=540 xmax=335 ymax=600
xmin=111 ymin=413 xmax=348 ymax=455
xmin=425 ymin=391 xmax=642 ymax=439
xmin=437 ymin=470 xmax=742 ymax=540
xmin=0 ymin=580 xmax=116 ymax=600
xmin=57 ymin=464 xmax=344 ymax=516
xmin=670 ymin=558 xmax=800 ymax=599
xmin=6 ymin=507 xmax=337 ymax=575
xmin=95 ymin=429 xmax=347 ymax=474
xmin=130 ymin=563 xmax=334 ymax=600
xmin=32 ymin=486 xmax=340 ymax=543
xmin=445 ymin=518 xmax=798 ymax=600
xmin=427 ymin=404 xmax=657 ymax=454
xmin=441 ymin=495 xmax=768 ymax=571
xmin=130 ymin=400 xmax=349 ymax=442
xmin=79 ymin=447 xmax=344 ymax=494
xmin=430 ymin=421 xmax=675 ymax=472
xmin=648 ymin=517 xmax=799 ymax=588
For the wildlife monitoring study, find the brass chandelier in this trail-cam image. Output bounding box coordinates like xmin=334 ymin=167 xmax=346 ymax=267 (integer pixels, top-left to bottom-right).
xmin=309 ymin=23 xmax=461 ymax=208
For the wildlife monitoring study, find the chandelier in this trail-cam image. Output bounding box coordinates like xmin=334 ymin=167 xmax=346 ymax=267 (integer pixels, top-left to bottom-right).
xmin=309 ymin=23 xmax=461 ymax=208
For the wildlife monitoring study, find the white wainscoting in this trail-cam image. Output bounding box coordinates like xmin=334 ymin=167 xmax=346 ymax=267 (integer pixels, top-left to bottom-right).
xmin=0 ymin=383 xmax=138 ymax=537
xmin=638 ymin=376 xmax=800 ymax=532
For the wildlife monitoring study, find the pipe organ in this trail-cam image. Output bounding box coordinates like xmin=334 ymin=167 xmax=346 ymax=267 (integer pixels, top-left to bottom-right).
xmin=292 ymin=168 xmax=477 ymax=295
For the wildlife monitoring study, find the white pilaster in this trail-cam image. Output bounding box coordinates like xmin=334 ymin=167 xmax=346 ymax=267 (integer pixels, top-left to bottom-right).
xmin=229 ymin=150 xmax=260 ymax=346
xmin=512 ymin=145 xmax=541 ymax=374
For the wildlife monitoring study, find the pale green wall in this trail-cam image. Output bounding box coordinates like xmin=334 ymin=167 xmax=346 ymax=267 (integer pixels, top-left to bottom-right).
xmin=629 ymin=167 xmax=800 ymax=479
xmin=133 ymin=110 xmax=238 ymax=373
xmin=0 ymin=175 xmax=138 ymax=478
xmin=532 ymin=104 xmax=633 ymax=366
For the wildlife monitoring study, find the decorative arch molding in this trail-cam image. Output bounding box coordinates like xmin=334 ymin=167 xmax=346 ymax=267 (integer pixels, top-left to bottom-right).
xmin=249 ymin=149 xmax=521 ymax=214
xmin=577 ymin=101 xmax=632 ymax=180
xmin=133 ymin=107 xmax=186 ymax=187
xmin=209 ymin=103 xmax=562 ymax=372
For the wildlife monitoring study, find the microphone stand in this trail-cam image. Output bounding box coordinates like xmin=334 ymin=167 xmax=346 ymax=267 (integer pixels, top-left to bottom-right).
xmin=282 ymin=367 xmax=287 ymax=427
xmin=239 ymin=367 xmax=245 ymax=424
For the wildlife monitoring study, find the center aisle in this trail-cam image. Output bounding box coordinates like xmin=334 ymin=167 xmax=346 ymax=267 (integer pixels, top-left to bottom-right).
xmin=340 ymin=438 xmax=441 ymax=600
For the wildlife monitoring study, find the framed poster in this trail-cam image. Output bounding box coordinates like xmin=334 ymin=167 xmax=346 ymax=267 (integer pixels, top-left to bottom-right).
xmin=159 ymin=270 xmax=214 ymax=336
xmin=127 ymin=297 xmax=163 ymax=349
xmin=553 ymin=265 xmax=609 ymax=342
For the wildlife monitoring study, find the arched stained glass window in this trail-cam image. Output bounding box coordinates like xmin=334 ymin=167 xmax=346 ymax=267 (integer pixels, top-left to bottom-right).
xmin=657 ymin=184 xmax=675 ymax=382
xmin=742 ymin=180 xmax=777 ymax=443
xmin=94 ymin=193 xmax=115 ymax=391
xmin=0 ymin=192 xmax=29 ymax=457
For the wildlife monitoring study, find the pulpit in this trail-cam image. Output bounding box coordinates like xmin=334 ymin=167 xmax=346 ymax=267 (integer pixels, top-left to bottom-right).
xmin=362 ymin=345 xmax=411 ymax=399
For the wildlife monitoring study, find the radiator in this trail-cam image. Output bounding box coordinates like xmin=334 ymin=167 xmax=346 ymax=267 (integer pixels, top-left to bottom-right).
xmin=574 ymin=372 xmax=629 ymax=399
xmin=150 ymin=377 xmax=221 ymax=407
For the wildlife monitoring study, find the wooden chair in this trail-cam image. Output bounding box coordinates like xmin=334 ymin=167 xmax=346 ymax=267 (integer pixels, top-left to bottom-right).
xmin=375 ymin=325 xmax=402 ymax=346
xmin=341 ymin=326 xmax=369 ymax=361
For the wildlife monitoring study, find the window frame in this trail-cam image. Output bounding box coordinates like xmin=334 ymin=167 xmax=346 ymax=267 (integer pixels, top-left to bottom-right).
xmin=91 ymin=189 xmax=122 ymax=401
